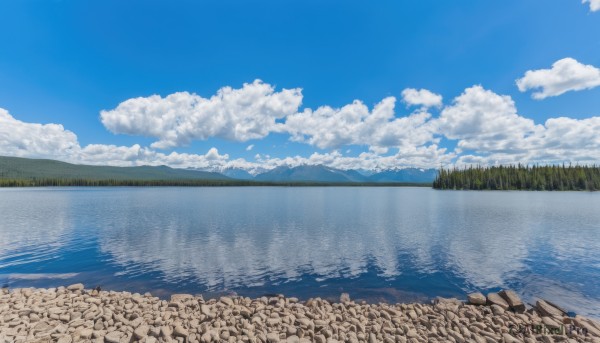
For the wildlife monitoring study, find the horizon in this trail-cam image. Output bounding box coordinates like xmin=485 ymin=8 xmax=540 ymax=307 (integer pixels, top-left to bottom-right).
xmin=1 ymin=1 xmax=600 ymax=174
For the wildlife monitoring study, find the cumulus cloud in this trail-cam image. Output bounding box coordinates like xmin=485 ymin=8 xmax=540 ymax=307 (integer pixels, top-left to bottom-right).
xmin=583 ymin=0 xmax=600 ymax=11
xmin=438 ymin=85 xmax=541 ymax=153
xmin=284 ymin=97 xmax=439 ymax=155
xmin=443 ymin=87 xmax=600 ymax=166
xmin=401 ymin=88 xmax=443 ymax=108
xmin=516 ymin=58 xmax=600 ymax=99
xmin=100 ymin=80 xmax=303 ymax=149
xmin=0 ymin=109 xmax=80 ymax=159
xmin=3 ymin=79 xmax=600 ymax=172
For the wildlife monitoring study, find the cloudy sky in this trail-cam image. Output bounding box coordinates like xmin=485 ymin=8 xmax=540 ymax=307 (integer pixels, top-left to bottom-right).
xmin=1 ymin=1 xmax=600 ymax=173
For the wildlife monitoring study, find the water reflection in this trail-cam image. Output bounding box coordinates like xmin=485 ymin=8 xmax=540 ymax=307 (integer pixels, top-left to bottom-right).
xmin=0 ymin=189 xmax=73 ymax=269
xmin=0 ymin=188 xmax=599 ymax=317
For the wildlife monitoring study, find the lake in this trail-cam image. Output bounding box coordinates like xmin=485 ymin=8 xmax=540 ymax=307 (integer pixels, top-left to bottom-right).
xmin=0 ymin=187 xmax=599 ymax=318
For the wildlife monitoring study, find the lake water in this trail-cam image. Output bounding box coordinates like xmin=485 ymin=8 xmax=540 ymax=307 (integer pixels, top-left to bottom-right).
xmin=1 ymin=187 xmax=599 ymax=318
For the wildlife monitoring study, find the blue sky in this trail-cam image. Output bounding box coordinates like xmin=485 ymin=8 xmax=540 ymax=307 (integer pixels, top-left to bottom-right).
xmin=1 ymin=0 xmax=600 ymax=172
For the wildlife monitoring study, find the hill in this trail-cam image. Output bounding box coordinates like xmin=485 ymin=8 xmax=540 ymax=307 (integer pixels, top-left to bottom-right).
xmin=0 ymin=156 xmax=229 ymax=181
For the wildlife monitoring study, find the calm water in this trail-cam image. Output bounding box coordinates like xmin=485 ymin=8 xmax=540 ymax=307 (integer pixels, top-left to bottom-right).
xmin=0 ymin=187 xmax=599 ymax=317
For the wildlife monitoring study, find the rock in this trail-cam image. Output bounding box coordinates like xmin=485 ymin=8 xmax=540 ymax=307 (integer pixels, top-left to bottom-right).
xmin=104 ymin=331 xmax=122 ymax=343
xmin=79 ymin=328 xmax=93 ymax=339
xmin=467 ymin=292 xmax=486 ymax=305
xmin=502 ymin=333 xmax=520 ymax=343
xmin=573 ymin=316 xmax=600 ymax=337
xmin=173 ymin=325 xmax=188 ymax=338
xmin=498 ymin=290 xmax=526 ymax=313
xmin=200 ymin=304 xmax=214 ymax=318
xmin=536 ymin=300 xmax=565 ymax=318
xmin=160 ymin=325 xmax=173 ymax=338
xmin=57 ymin=336 xmax=72 ymax=343
xmin=220 ymin=296 xmax=234 ymax=306
xmin=340 ymin=293 xmax=351 ymax=303
xmin=67 ymin=283 xmax=84 ymax=292
xmin=490 ymin=304 xmax=505 ymax=315
xmin=134 ymin=325 xmax=149 ymax=339
xmin=2 ymin=285 xmax=598 ymax=343
xmin=486 ymin=293 xmax=509 ymax=310
xmin=542 ymin=316 xmax=561 ymax=329
xmin=170 ymin=294 xmax=193 ymax=303
xmin=267 ymin=332 xmax=280 ymax=343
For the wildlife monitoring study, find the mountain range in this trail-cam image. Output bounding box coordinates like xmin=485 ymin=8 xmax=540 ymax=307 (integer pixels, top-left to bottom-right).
xmin=0 ymin=156 xmax=436 ymax=184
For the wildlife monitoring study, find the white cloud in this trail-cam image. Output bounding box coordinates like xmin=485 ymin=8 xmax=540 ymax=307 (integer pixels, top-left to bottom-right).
xmin=100 ymin=80 xmax=303 ymax=149
xmin=516 ymin=58 xmax=600 ymax=99
xmin=442 ymin=87 xmax=600 ymax=167
xmin=4 ymin=80 xmax=600 ymax=173
xmin=284 ymin=97 xmax=439 ymax=154
xmin=401 ymin=88 xmax=443 ymax=108
xmin=438 ymin=85 xmax=541 ymax=154
xmin=583 ymin=0 xmax=600 ymax=12
xmin=0 ymin=109 xmax=80 ymax=159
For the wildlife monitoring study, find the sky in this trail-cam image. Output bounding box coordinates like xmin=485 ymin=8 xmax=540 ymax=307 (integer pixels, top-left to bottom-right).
xmin=1 ymin=0 xmax=600 ymax=173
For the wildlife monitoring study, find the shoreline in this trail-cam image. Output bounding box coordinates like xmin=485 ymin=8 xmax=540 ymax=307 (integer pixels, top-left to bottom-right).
xmin=1 ymin=285 xmax=600 ymax=343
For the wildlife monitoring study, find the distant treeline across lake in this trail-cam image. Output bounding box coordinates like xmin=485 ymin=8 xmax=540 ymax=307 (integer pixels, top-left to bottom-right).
xmin=434 ymin=165 xmax=600 ymax=191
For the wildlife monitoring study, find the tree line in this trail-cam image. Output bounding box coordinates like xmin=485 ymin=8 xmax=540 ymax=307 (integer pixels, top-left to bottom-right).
xmin=433 ymin=164 xmax=600 ymax=191
xmin=0 ymin=178 xmax=430 ymax=188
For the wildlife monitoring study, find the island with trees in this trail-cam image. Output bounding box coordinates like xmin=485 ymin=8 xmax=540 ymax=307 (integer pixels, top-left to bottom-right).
xmin=433 ymin=164 xmax=600 ymax=191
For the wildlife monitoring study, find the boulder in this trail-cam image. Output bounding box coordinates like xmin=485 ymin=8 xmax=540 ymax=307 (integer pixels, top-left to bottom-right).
xmin=535 ymin=300 xmax=564 ymax=318
xmin=67 ymin=283 xmax=84 ymax=292
xmin=486 ymin=293 xmax=509 ymax=310
xmin=498 ymin=290 xmax=526 ymax=313
xmin=467 ymin=292 xmax=486 ymax=306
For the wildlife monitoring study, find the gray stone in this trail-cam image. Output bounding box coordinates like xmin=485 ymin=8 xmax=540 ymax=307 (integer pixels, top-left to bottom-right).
xmin=56 ymin=336 xmax=72 ymax=343
xmin=67 ymin=283 xmax=84 ymax=292
xmin=134 ymin=325 xmax=149 ymax=339
xmin=498 ymin=290 xmax=526 ymax=313
xmin=486 ymin=293 xmax=509 ymax=310
xmin=170 ymin=294 xmax=193 ymax=303
xmin=536 ymin=300 xmax=564 ymax=318
xmin=173 ymin=325 xmax=188 ymax=338
xmin=267 ymin=332 xmax=280 ymax=343
xmin=490 ymin=304 xmax=505 ymax=316
xmin=104 ymin=331 xmax=122 ymax=343
xmin=467 ymin=292 xmax=486 ymax=306
xmin=220 ymin=296 xmax=234 ymax=306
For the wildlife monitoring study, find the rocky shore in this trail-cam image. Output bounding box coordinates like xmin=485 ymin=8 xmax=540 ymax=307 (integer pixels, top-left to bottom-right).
xmin=1 ymin=285 xmax=599 ymax=343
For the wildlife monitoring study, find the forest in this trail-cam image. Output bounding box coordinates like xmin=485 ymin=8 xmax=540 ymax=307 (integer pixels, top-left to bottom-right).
xmin=0 ymin=178 xmax=428 ymax=187
xmin=433 ymin=164 xmax=600 ymax=191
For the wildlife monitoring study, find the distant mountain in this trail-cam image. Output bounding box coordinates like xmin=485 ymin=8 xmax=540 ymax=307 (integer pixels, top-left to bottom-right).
xmin=368 ymin=168 xmax=438 ymax=183
xmin=252 ymin=165 xmax=434 ymax=183
xmin=219 ymin=167 xmax=254 ymax=180
xmin=0 ymin=156 xmax=229 ymax=181
xmin=254 ymin=165 xmax=369 ymax=183
xmin=0 ymin=156 xmax=436 ymax=185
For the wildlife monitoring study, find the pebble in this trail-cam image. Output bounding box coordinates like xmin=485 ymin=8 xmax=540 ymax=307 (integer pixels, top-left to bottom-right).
xmin=0 ymin=285 xmax=597 ymax=343
xmin=467 ymin=292 xmax=487 ymax=305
